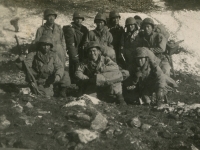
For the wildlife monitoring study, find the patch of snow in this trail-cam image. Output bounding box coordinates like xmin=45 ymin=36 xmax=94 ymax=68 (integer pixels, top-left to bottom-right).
xmin=83 ymin=94 xmax=100 ymax=105
xmin=65 ymin=100 xmax=86 ymax=107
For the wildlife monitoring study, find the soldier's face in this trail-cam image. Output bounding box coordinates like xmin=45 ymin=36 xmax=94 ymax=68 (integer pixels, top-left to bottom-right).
xmin=41 ymin=43 xmax=51 ymax=54
xmin=46 ymin=15 xmax=56 ymax=24
xmin=144 ymin=24 xmax=153 ymax=35
xmin=127 ymin=24 xmax=135 ymax=32
xmin=111 ymin=17 xmax=120 ymax=25
xmin=88 ymin=47 xmax=100 ymax=61
xmin=96 ymin=20 xmax=105 ymax=30
xmin=136 ymin=57 xmax=146 ymax=67
xmin=74 ymin=18 xmax=83 ymax=25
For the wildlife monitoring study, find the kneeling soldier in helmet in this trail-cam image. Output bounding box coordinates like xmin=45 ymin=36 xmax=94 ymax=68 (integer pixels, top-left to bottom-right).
xmin=123 ymin=47 xmax=177 ymax=106
xmin=17 ymin=36 xmax=71 ymax=97
xmin=75 ymin=41 xmax=126 ymax=105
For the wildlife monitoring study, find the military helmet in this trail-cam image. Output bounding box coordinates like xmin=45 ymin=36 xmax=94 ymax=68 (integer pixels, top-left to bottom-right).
xmin=87 ymin=41 xmax=101 ymax=51
xmin=73 ymin=11 xmax=84 ymax=21
xmin=134 ymin=15 xmax=142 ymax=21
xmin=125 ymin=17 xmax=137 ymax=26
xmin=94 ymin=13 xmax=107 ymax=25
xmin=38 ymin=36 xmax=53 ymax=48
xmin=109 ymin=10 xmax=121 ymax=19
xmin=43 ymin=9 xmax=57 ymax=20
xmin=134 ymin=47 xmax=148 ymax=58
xmin=142 ymin=18 xmax=154 ymax=28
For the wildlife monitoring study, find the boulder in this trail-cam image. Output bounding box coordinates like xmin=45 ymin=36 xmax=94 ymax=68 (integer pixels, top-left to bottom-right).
xmin=0 ymin=115 xmax=10 ymax=130
xmin=91 ymin=113 xmax=108 ymax=131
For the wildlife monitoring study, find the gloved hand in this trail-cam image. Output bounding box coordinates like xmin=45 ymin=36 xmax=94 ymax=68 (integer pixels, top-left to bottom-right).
xmin=55 ymin=75 xmax=61 ymax=82
xmin=156 ymin=88 xmax=164 ymax=100
xmin=82 ymin=75 xmax=89 ymax=80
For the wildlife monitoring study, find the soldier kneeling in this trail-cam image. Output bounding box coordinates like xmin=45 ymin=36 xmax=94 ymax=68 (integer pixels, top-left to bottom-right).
xmin=75 ymin=41 xmax=126 ymax=105
xmin=123 ymin=47 xmax=177 ymax=106
xmin=17 ymin=36 xmax=71 ymax=97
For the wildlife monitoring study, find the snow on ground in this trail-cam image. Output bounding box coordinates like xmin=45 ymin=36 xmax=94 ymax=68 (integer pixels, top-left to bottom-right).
xmin=0 ymin=4 xmax=200 ymax=75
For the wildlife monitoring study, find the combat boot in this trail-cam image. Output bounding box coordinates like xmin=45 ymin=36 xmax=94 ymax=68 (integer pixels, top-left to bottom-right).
xmin=60 ymin=87 xmax=67 ymax=98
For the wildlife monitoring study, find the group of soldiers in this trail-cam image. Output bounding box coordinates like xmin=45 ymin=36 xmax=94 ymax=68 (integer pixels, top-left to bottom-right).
xmin=16 ymin=9 xmax=178 ymax=106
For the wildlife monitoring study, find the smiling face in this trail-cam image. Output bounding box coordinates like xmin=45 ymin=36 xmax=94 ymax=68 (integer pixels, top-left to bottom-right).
xmin=88 ymin=47 xmax=101 ymax=61
xmin=95 ymin=20 xmax=105 ymax=30
xmin=46 ymin=14 xmax=56 ymax=25
xmin=144 ymin=24 xmax=153 ymax=36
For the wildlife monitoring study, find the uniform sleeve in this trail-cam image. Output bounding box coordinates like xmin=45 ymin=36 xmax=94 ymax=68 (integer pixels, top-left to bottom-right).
xmin=35 ymin=27 xmax=43 ymax=42
xmin=60 ymin=27 xmax=66 ymax=52
xmin=107 ymin=32 xmax=113 ymax=48
xmin=53 ymin=54 xmax=64 ymax=78
xmin=75 ymin=62 xmax=89 ymax=80
xmin=24 ymin=52 xmax=37 ymax=68
xmin=152 ymin=65 xmax=166 ymax=89
xmin=63 ymin=26 xmax=78 ymax=58
xmin=150 ymin=33 xmax=167 ymax=54
xmin=96 ymin=57 xmax=123 ymax=86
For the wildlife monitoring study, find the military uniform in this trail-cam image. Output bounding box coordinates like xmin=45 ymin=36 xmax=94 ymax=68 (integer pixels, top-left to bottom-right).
xmin=123 ymin=47 xmax=177 ymax=105
xmin=35 ymin=23 xmax=66 ymax=65
xmin=63 ymin=22 xmax=89 ymax=83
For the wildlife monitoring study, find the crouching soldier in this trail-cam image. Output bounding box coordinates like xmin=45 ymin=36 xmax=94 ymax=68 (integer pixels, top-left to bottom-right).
xmin=75 ymin=41 xmax=126 ymax=105
xmin=17 ymin=36 xmax=71 ymax=97
xmin=123 ymin=47 xmax=177 ymax=106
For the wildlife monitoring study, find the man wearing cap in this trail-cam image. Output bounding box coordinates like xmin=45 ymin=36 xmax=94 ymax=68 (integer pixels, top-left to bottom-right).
xmin=63 ymin=11 xmax=89 ymax=83
xmin=137 ymin=18 xmax=171 ymax=76
xmin=75 ymin=41 xmax=126 ymax=105
xmin=86 ymin=13 xmax=113 ymax=48
xmin=120 ymin=17 xmax=139 ymax=67
xmin=17 ymin=36 xmax=71 ymax=97
xmin=134 ymin=15 xmax=143 ymax=29
xmin=35 ymin=9 xmax=66 ymax=65
xmin=108 ymin=10 xmax=124 ymax=65
xmin=123 ymin=47 xmax=177 ymax=105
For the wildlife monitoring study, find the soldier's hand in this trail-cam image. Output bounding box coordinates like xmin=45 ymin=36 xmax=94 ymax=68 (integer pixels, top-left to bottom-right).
xmin=156 ymin=88 xmax=164 ymax=100
xmin=55 ymin=75 xmax=61 ymax=82
xmin=82 ymin=75 xmax=89 ymax=80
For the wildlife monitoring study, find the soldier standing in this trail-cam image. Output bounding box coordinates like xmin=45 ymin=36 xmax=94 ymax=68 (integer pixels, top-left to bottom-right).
xmin=108 ymin=10 xmax=124 ymax=65
xmin=63 ymin=11 xmax=89 ymax=83
xmin=137 ymin=18 xmax=171 ymax=76
xmin=35 ymin=9 xmax=66 ymax=66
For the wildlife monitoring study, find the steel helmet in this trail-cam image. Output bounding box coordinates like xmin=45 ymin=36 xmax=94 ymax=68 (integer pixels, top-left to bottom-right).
xmin=94 ymin=13 xmax=107 ymax=25
xmin=73 ymin=11 xmax=84 ymax=21
xmin=43 ymin=9 xmax=57 ymax=20
xmin=125 ymin=17 xmax=137 ymax=26
xmin=87 ymin=41 xmax=101 ymax=51
xmin=142 ymin=18 xmax=154 ymax=28
xmin=38 ymin=36 xmax=53 ymax=48
xmin=134 ymin=47 xmax=148 ymax=58
xmin=109 ymin=10 xmax=121 ymax=19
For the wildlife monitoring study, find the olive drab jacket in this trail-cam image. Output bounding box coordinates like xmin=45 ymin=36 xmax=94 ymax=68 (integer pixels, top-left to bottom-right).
xmin=25 ymin=50 xmax=64 ymax=83
xmin=75 ymin=56 xmax=123 ymax=87
xmin=86 ymin=27 xmax=113 ymax=48
xmin=136 ymin=32 xmax=167 ymax=59
xmin=63 ymin=22 xmax=89 ymax=61
xmin=35 ymin=23 xmax=66 ymax=64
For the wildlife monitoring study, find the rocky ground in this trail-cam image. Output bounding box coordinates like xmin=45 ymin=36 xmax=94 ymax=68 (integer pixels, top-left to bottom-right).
xmin=1 ymin=1 xmax=200 ymax=150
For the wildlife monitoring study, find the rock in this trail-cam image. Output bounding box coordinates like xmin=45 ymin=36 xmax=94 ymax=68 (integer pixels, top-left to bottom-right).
xmin=75 ymin=129 xmax=99 ymax=144
xmin=91 ymin=113 xmax=108 ymax=131
xmin=13 ymin=139 xmax=37 ymax=149
xmin=83 ymin=94 xmax=100 ymax=105
xmin=19 ymin=114 xmax=35 ymax=126
xmin=105 ymin=128 xmax=114 ymax=139
xmin=55 ymin=131 xmax=69 ymax=146
xmin=20 ymin=87 xmax=31 ymax=94
xmin=0 ymin=115 xmax=10 ymax=130
xmin=114 ymin=128 xmax=123 ymax=136
xmin=12 ymin=104 xmax=23 ymax=113
xmin=141 ymin=124 xmax=151 ymax=131
xmin=191 ymin=144 xmax=199 ymax=150
xmin=65 ymin=100 xmax=86 ymax=107
xmin=25 ymin=102 xmax=33 ymax=108
xmin=0 ymin=89 xmax=6 ymax=94
xmin=159 ymin=130 xmax=171 ymax=139
xmin=130 ymin=117 xmax=141 ymax=128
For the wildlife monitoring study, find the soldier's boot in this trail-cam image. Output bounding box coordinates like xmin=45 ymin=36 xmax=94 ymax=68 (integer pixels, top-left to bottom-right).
xmin=60 ymin=87 xmax=67 ymax=98
xmin=116 ymin=94 xmax=127 ymax=106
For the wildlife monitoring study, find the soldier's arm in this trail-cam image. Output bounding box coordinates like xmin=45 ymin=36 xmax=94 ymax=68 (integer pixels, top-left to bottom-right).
xmin=107 ymin=32 xmax=113 ymax=48
xmin=60 ymin=27 xmax=66 ymax=52
xmin=63 ymin=26 xmax=78 ymax=59
xmin=24 ymin=52 xmax=37 ymax=68
xmin=102 ymin=56 xmax=119 ymax=72
xmin=53 ymin=54 xmax=64 ymax=79
xmin=35 ymin=28 xmax=43 ymax=42
xmin=75 ymin=62 xmax=89 ymax=80
xmin=150 ymin=33 xmax=167 ymax=54
xmin=153 ymin=65 xmax=166 ymax=89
